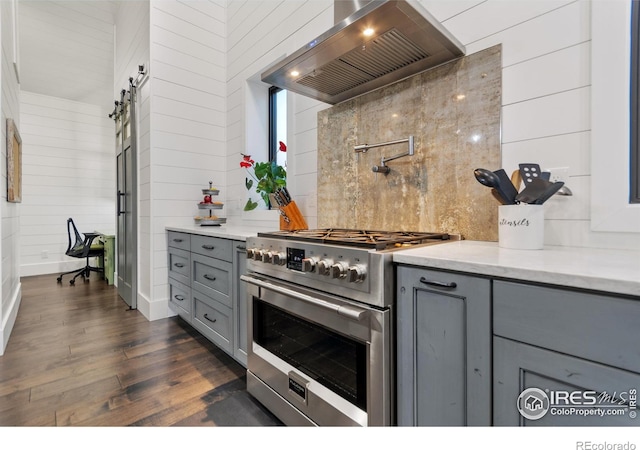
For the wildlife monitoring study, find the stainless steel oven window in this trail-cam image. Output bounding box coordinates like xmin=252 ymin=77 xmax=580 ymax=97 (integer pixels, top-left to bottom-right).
xmin=253 ymin=298 xmax=368 ymax=410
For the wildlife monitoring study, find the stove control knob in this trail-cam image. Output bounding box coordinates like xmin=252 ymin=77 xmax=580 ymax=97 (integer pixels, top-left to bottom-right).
xmin=317 ymin=259 xmax=334 ymax=276
xmin=272 ymin=252 xmax=286 ymax=265
xmin=331 ymin=261 xmax=349 ymax=279
xmin=301 ymin=258 xmax=317 ymax=273
xmin=254 ymin=249 xmax=265 ymax=261
xmin=262 ymin=251 xmax=273 ymax=264
xmin=347 ymin=265 xmax=366 ymax=283
xmin=246 ymin=248 xmax=256 ymax=259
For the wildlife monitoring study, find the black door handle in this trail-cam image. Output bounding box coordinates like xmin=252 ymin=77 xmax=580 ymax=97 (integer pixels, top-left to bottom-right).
xmin=419 ymin=277 xmax=457 ymax=289
xmin=204 ymin=313 xmax=217 ymax=323
xmin=117 ymin=191 xmax=126 ymax=216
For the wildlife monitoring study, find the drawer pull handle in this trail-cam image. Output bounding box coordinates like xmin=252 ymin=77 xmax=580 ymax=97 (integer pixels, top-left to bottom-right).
xmin=203 ymin=274 xmax=217 ymax=281
xmin=174 ymin=295 xmax=185 ymax=301
xmin=202 ymin=244 xmax=215 ymax=250
xmin=236 ymin=245 xmax=246 ymax=250
xmin=419 ymin=277 xmax=457 ymax=289
xmin=173 ymin=238 xmax=183 ymax=243
xmin=174 ymin=263 xmax=185 ymax=268
xmin=204 ymin=313 xmax=217 ymax=323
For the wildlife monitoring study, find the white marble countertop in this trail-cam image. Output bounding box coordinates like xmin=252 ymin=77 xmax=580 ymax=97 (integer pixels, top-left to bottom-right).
xmin=393 ymin=240 xmax=640 ymax=297
xmin=166 ymin=224 xmax=258 ymax=241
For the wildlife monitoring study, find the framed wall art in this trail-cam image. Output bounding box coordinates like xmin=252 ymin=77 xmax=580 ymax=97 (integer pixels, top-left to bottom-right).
xmin=7 ymin=118 xmax=22 ymax=203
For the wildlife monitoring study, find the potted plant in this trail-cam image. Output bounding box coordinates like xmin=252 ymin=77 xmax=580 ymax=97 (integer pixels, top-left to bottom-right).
xmin=240 ymin=141 xmax=287 ymax=211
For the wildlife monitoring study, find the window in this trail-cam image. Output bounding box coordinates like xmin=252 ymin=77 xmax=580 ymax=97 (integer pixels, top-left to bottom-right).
xmin=631 ymin=0 xmax=640 ymax=203
xmin=269 ymin=86 xmax=287 ymax=168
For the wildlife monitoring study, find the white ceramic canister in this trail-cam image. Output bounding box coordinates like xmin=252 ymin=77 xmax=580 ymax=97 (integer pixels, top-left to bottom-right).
xmin=498 ymin=204 xmax=544 ymax=250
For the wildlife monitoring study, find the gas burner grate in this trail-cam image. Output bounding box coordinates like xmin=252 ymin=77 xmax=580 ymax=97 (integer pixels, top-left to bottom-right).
xmin=257 ymin=229 xmax=450 ymax=250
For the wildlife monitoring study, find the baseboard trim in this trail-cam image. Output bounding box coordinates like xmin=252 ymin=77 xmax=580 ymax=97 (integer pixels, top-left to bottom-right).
xmin=136 ymin=292 xmax=168 ymax=321
xmin=21 ymin=260 xmax=86 ymax=277
xmin=0 ymin=281 xmax=22 ymax=356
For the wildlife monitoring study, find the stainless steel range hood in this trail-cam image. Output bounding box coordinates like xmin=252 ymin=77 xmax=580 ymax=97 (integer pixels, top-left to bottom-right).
xmin=261 ymin=0 xmax=465 ymax=104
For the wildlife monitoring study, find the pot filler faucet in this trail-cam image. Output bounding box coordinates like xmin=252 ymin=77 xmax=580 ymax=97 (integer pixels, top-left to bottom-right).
xmin=354 ymin=135 xmax=414 ymax=174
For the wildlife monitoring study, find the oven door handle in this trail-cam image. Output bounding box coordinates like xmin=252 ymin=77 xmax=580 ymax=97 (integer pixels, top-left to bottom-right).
xmin=240 ymin=274 xmax=368 ymax=322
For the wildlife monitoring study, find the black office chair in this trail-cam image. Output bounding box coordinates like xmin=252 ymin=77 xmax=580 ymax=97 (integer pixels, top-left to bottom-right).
xmin=56 ymin=218 xmax=104 ymax=285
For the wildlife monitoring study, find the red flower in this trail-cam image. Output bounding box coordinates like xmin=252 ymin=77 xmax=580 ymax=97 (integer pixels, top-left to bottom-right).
xmin=279 ymin=141 xmax=287 ymax=152
xmin=240 ymin=154 xmax=254 ymax=168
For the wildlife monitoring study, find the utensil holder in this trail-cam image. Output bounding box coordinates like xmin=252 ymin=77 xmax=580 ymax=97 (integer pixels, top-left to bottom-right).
xmin=498 ymin=204 xmax=544 ymax=250
xmin=279 ymin=201 xmax=308 ymax=231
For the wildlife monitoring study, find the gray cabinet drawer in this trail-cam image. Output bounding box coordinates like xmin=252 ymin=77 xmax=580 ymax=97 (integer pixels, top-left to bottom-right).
xmin=168 ymin=247 xmax=190 ymax=286
xmin=169 ymin=278 xmax=191 ymax=322
xmin=191 ymin=253 xmax=232 ymax=308
xmin=493 ymin=280 xmax=640 ymax=373
xmin=190 ymin=235 xmax=232 ymax=261
xmin=168 ymin=231 xmax=190 ymax=251
xmin=193 ymin=292 xmax=232 ymax=353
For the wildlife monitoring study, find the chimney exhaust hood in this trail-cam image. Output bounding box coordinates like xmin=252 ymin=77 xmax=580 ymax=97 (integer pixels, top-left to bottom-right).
xmin=261 ymin=0 xmax=465 ymax=105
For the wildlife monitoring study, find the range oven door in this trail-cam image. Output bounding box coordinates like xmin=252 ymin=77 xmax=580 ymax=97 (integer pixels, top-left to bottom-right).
xmin=241 ymin=274 xmax=392 ymax=427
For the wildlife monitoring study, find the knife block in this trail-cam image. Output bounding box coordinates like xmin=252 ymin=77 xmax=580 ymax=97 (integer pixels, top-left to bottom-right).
xmin=279 ymin=201 xmax=308 ymax=231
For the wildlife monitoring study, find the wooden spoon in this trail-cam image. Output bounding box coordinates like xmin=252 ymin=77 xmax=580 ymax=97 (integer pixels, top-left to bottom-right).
xmin=510 ymin=169 xmax=522 ymax=193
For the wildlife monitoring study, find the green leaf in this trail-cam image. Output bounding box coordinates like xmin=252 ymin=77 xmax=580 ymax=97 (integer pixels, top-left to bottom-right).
xmin=245 ymin=178 xmax=253 ymax=190
xmin=260 ymin=192 xmax=271 ymax=208
xmin=243 ymin=198 xmax=258 ymax=211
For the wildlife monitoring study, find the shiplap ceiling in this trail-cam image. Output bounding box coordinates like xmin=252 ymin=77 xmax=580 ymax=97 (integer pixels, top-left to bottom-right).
xmin=18 ymin=0 xmax=120 ymax=106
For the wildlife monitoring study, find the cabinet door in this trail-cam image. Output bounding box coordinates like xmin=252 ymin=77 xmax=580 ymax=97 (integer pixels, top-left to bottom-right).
xmin=168 ymin=247 xmax=190 ymax=286
xmin=232 ymin=241 xmax=248 ymax=367
xmin=397 ymin=266 xmax=491 ymax=426
xmin=192 ymin=291 xmax=232 ymax=353
xmin=494 ymin=337 xmax=640 ymax=426
xmin=191 ymin=253 xmax=232 ymax=308
xmin=169 ymin=278 xmax=192 ymax=323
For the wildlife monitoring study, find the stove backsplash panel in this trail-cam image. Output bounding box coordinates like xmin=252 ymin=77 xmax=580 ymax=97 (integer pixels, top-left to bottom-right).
xmin=317 ymin=45 xmax=502 ymax=241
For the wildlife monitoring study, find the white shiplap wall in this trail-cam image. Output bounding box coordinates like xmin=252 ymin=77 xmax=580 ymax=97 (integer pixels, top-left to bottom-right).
xmin=19 ymin=92 xmax=116 ymax=276
xmin=148 ymin=0 xmax=226 ymax=319
xmin=225 ymin=0 xmax=332 ymax=229
xmin=430 ymin=0 xmax=640 ymax=249
xmin=1 ymin=0 xmax=22 ymax=355
xmin=227 ymin=0 xmax=640 ymax=250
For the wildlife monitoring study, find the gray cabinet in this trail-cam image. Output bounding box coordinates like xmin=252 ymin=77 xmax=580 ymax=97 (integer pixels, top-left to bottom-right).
xmin=396 ymin=266 xmax=492 ymax=426
xmin=493 ymin=337 xmax=639 ymax=426
xmin=168 ymin=231 xmax=192 ymax=322
xmin=167 ymin=231 xmax=248 ymax=367
xmin=493 ymin=281 xmax=640 ymax=426
xmin=232 ymin=241 xmax=248 ymax=366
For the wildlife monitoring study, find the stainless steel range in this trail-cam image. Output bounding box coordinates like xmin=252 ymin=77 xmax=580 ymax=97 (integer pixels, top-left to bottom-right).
xmin=240 ymin=229 xmax=451 ymax=426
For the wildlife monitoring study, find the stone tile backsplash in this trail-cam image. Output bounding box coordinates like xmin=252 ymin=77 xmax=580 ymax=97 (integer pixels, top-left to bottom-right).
xmin=317 ymin=45 xmax=502 ymax=241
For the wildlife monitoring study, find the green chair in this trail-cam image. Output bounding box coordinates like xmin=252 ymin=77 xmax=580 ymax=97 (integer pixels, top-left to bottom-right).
xmin=56 ymin=218 xmax=104 ymax=285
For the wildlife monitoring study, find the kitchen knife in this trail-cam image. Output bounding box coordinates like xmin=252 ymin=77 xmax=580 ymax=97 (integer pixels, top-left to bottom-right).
xmin=281 ymin=187 xmax=292 ymax=204
xmin=275 ymin=189 xmax=287 ymax=206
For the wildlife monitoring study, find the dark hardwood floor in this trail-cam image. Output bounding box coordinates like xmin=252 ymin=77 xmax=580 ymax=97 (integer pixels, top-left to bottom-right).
xmin=0 ymin=274 xmax=282 ymax=427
